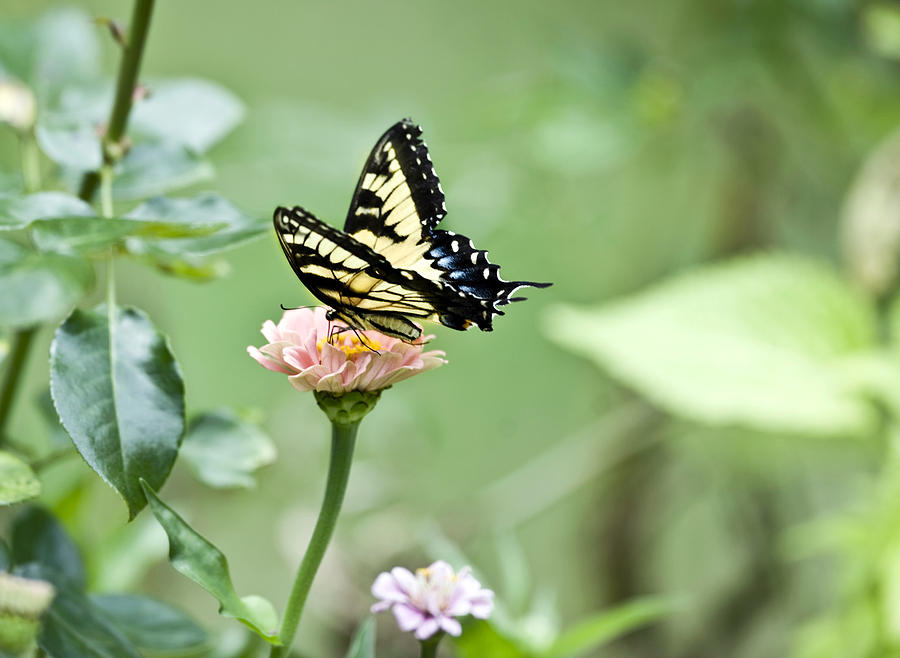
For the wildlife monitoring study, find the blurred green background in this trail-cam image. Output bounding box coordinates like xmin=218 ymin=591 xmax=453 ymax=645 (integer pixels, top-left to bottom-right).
xmin=5 ymin=0 xmax=900 ymax=656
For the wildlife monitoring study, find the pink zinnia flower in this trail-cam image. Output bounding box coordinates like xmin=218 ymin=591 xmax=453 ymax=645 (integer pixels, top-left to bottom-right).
xmin=247 ymin=307 xmax=446 ymax=393
xmin=371 ymin=561 xmax=495 ymax=640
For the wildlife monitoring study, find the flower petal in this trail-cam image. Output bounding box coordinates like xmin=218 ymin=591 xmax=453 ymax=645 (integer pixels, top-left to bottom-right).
xmin=414 ymin=617 xmax=440 ymax=640
xmin=393 ymin=603 xmax=426 ymax=632
xmin=372 ymin=572 xmax=409 ymax=604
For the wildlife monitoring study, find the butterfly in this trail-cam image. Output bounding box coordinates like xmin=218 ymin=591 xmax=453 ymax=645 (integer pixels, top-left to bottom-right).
xmin=273 ymin=118 xmax=551 ymax=343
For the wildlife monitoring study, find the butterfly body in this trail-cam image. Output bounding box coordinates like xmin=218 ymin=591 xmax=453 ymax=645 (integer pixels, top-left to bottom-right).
xmin=274 ymin=119 xmax=550 ymax=343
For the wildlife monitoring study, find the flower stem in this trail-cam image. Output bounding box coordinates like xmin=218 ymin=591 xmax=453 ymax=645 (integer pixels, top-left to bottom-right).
xmin=271 ymin=420 xmax=359 ymax=657
xmin=0 ymin=328 xmax=36 ymax=446
xmin=19 ymin=132 xmax=40 ymax=193
xmin=78 ymin=0 xmax=156 ymax=202
xmin=420 ymin=635 xmax=442 ymax=658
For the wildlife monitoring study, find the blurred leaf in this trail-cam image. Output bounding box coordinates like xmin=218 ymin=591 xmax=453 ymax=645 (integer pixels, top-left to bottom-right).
xmin=180 ymin=409 xmax=276 ymax=489
xmin=15 ymin=563 xmax=140 ymax=658
xmin=538 ymin=597 xmax=671 ymax=658
xmin=0 ymin=238 xmax=94 ymax=329
xmin=453 ymin=621 xmax=527 ymax=658
xmin=0 ymin=451 xmax=40 ymax=505
xmin=91 ymin=593 xmax=208 ymax=652
xmin=36 ymin=389 xmax=73 ymax=450
xmin=545 ymin=255 xmax=880 ymax=437
xmin=0 ymin=191 xmax=95 ymax=230
xmin=125 ymin=193 xmax=268 ymax=255
xmin=141 ymin=482 xmax=281 ymax=644
xmin=88 ymin=516 xmax=168 ymax=592
xmin=0 ymin=539 xmax=8 ymax=571
xmin=50 ymin=305 xmax=185 ymax=519
xmin=31 ymin=215 xmax=224 ymax=257
xmin=863 ymin=4 xmax=900 ymax=61
xmin=132 ymin=77 xmax=245 ymax=153
xmin=32 ymin=8 xmax=100 ymax=97
xmin=112 ymin=142 xmax=214 ymax=201
xmin=35 ymin=118 xmax=102 ymax=170
xmin=10 ymin=506 xmax=85 ymax=588
xmin=343 ymin=616 xmax=375 ymax=658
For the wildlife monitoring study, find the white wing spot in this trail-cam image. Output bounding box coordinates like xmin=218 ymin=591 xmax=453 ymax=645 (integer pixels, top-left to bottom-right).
xmin=451 ymin=240 xmax=459 ymax=252
xmin=483 ymin=268 xmax=490 ymax=279
xmin=470 ymin=252 xmax=478 ymax=264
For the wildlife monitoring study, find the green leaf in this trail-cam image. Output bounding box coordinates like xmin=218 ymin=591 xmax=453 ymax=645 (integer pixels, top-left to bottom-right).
xmin=0 ymin=191 xmax=95 ymax=230
xmin=10 ymin=506 xmax=85 ymax=588
xmin=180 ymin=409 xmax=276 ymax=489
xmin=344 ymin=617 xmax=375 ymax=658
xmin=0 ymin=451 xmax=40 ymax=505
xmin=0 ymin=238 xmax=94 ymax=328
xmin=112 ymin=142 xmax=214 ymax=201
xmin=15 ymin=563 xmax=140 ymax=658
xmin=50 ymin=305 xmax=185 ymax=519
xmin=544 ymin=254 xmax=880 ymax=437
xmin=538 ymin=597 xmax=671 ymax=657
xmin=35 ymin=118 xmax=102 ymax=170
xmin=141 ymin=482 xmax=281 ymax=644
xmin=0 ymin=540 xmax=9 ymax=571
xmin=31 ymin=215 xmax=223 ymax=257
xmin=91 ymin=594 xmax=208 ymax=652
xmin=32 ymin=8 xmax=100 ymax=97
xmin=131 ymin=78 xmax=245 ymax=153
xmin=453 ymin=621 xmax=527 ymax=658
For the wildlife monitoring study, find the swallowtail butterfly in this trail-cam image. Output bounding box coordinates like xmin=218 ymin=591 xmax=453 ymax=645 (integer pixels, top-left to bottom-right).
xmin=274 ymin=119 xmax=551 ymax=343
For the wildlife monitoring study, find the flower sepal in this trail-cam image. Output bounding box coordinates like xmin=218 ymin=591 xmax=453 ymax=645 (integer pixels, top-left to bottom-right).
xmin=314 ymin=389 xmax=382 ymax=425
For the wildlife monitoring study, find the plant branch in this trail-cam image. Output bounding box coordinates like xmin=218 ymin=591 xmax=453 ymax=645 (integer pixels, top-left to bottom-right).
xmin=271 ymin=421 xmax=359 ymax=657
xmin=78 ymin=0 xmax=156 ymax=202
xmin=0 ymin=328 xmax=36 ymax=446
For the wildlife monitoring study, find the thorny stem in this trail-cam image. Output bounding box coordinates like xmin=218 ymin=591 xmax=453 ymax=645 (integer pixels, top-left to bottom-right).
xmin=271 ymin=421 xmax=359 ymax=657
xmin=78 ymin=0 xmax=156 ymax=202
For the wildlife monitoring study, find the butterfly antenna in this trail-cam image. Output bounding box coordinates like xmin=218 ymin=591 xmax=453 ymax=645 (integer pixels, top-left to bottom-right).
xmin=281 ymin=303 xmax=320 ymax=311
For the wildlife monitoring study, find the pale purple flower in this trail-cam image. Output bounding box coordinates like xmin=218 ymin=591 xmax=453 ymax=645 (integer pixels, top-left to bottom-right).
xmin=371 ymin=560 xmax=494 ymax=640
xmin=247 ymin=307 xmax=446 ymax=393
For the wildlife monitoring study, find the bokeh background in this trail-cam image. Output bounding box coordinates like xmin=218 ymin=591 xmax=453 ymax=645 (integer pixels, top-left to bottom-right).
xmin=4 ymin=0 xmax=900 ymax=656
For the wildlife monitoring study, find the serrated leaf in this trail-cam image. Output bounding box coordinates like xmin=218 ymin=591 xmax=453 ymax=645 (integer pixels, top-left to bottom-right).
xmin=31 ymin=215 xmax=224 ymax=257
xmin=141 ymin=482 xmax=281 ymax=644
xmin=15 ymin=563 xmax=140 ymax=658
xmin=0 ymin=238 xmax=94 ymax=328
xmin=112 ymin=142 xmax=214 ymax=201
xmin=180 ymin=410 xmax=276 ymax=489
xmin=545 ymin=255 xmax=880 ymax=437
xmin=50 ymin=305 xmax=185 ymax=519
xmin=91 ymin=594 xmax=208 ymax=652
xmin=131 ymin=78 xmax=245 ymax=153
xmin=0 ymin=451 xmax=40 ymax=505
xmin=0 ymin=191 xmax=95 ymax=230
xmin=538 ymin=597 xmax=670 ymax=657
xmin=344 ymin=617 xmax=375 ymax=658
xmin=10 ymin=506 xmax=85 ymax=588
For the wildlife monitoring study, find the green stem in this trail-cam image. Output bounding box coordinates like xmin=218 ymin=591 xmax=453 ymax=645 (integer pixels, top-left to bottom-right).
xmin=20 ymin=132 xmax=41 ymax=193
xmin=100 ymin=166 xmax=114 ymax=219
xmin=0 ymin=328 xmax=36 ymax=446
xmin=271 ymin=421 xmax=359 ymax=657
xmin=78 ymin=0 xmax=156 ymax=202
xmin=420 ymin=638 xmax=441 ymax=658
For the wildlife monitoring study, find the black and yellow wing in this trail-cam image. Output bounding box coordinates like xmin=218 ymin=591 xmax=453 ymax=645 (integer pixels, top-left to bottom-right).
xmin=274 ymin=119 xmax=550 ymax=342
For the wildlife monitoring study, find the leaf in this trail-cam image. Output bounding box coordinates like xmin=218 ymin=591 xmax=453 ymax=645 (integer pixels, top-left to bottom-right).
xmin=544 ymin=254 xmax=880 ymax=437
xmin=0 ymin=191 xmax=95 ymax=230
xmin=0 ymin=238 xmax=94 ymax=328
xmin=453 ymin=621 xmax=527 ymax=658
xmin=32 ymin=8 xmax=100 ymax=97
xmin=125 ymin=193 xmax=268 ymax=256
xmin=0 ymin=451 xmax=40 ymax=505
xmin=538 ymin=597 xmax=671 ymax=657
xmin=0 ymin=539 xmax=8 ymax=571
xmin=141 ymin=481 xmax=281 ymax=644
xmin=91 ymin=594 xmax=208 ymax=652
xmin=15 ymin=563 xmax=140 ymax=658
xmin=344 ymin=617 xmax=375 ymax=658
xmin=180 ymin=409 xmax=276 ymax=489
xmin=31 ymin=215 xmax=224 ymax=257
xmin=35 ymin=118 xmax=102 ymax=170
xmin=50 ymin=305 xmax=185 ymax=519
xmin=10 ymin=506 xmax=85 ymax=588
xmin=112 ymin=142 xmax=214 ymax=201
xmin=131 ymin=78 xmax=245 ymax=153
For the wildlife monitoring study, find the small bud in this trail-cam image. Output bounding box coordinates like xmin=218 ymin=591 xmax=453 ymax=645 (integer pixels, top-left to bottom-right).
xmin=0 ymin=80 xmax=36 ymax=132
xmin=95 ymin=17 xmax=126 ymax=47
xmin=0 ymin=572 xmax=55 ymax=653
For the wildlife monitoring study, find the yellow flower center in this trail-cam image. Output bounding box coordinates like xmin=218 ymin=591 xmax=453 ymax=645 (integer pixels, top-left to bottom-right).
xmin=317 ymin=335 xmax=381 ymax=356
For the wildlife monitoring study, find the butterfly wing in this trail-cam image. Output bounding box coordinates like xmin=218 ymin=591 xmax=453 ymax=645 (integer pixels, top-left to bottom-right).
xmin=343 ymin=119 xmax=551 ymax=331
